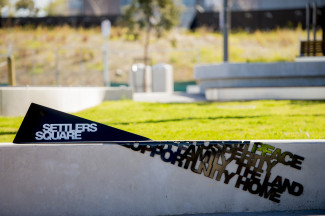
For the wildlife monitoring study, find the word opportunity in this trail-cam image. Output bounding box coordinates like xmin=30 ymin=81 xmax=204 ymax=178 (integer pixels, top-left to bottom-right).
xmin=125 ymin=141 xmax=304 ymax=203
xmin=35 ymin=123 xmax=97 ymax=140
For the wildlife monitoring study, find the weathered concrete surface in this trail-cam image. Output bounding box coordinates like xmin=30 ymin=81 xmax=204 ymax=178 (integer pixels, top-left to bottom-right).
xmin=194 ymin=62 xmax=325 ymax=92
xmin=0 ymin=86 xmax=132 ymax=116
xmin=205 ymin=87 xmax=325 ymax=101
xmin=0 ymin=140 xmax=324 ymax=216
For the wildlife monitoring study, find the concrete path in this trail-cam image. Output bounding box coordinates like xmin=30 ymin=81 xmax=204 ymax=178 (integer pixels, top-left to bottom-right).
xmin=133 ymin=92 xmax=206 ymax=103
xmin=176 ymin=209 xmax=325 ymax=216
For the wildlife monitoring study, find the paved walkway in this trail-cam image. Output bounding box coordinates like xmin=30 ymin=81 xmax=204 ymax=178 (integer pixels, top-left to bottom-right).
xmin=133 ymin=92 xmax=206 ymax=103
xmin=175 ymin=209 xmax=325 ymax=216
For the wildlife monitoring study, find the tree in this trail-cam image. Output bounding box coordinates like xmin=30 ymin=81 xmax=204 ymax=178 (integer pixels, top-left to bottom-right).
xmin=15 ymin=0 xmax=38 ymax=16
xmin=45 ymin=0 xmax=67 ymax=16
xmin=0 ymin=0 xmax=8 ymax=8
xmin=0 ymin=0 xmax=9 ymax=16
xmin=120 ymin=0 xmax=181 ymax=66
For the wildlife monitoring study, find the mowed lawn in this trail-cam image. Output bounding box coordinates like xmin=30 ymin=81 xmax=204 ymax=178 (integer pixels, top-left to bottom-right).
xmin=0 ymin=100 xmax=324 ymax=142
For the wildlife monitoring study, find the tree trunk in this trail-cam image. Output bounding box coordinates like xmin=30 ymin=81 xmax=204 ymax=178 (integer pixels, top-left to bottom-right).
xmin=143 ymin=25 xmax=151 ymax=92
xmin=144 ymin=25 xmax=151 ymax=66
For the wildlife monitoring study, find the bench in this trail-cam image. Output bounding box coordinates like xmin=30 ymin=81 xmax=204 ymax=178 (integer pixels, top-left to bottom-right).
xmin=300 ymin=40 xmax=325 ymax=56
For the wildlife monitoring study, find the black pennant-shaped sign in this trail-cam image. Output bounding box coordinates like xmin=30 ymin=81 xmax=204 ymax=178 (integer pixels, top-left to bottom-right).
xmin=13 ymin=103 xmax=150 ymax=144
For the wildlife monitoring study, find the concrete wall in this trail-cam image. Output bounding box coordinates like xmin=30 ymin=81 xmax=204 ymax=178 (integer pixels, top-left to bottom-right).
xmin=0 ymin=86 xmax=132 ymax=116
xmin=205 ymin=87 xmax=325 ymax=101
xmin=0 ymin=141 xmax=324 ymax=216
xmin=194 ymin=62 xmax=325 ymax=92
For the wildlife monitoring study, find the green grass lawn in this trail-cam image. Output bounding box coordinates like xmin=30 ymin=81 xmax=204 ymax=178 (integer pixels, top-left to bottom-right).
xmin=1 ymin=100 xmax=324 ymax=142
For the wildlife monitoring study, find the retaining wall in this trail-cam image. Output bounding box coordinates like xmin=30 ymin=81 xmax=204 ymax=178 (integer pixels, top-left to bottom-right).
xmin=0 ymin=140 xmax=324 ymax=216
xmin=0 ymin=86 xmax=132 ymax=116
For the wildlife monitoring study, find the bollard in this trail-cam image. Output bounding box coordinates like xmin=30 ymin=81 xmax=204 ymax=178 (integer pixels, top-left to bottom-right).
xmin=152 ymin=63 xmax=173 ymax=93
xmin=129 ymin=63 xmax=152 ymax=92
xmin=7 ymin=55 xmax=16 ymax=86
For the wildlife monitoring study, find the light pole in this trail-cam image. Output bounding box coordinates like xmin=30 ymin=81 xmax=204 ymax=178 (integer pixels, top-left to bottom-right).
xmin=223 ymin=0 xmax=229 ymax=62
xmin=101 ymin=19 xmax=111 ymax=87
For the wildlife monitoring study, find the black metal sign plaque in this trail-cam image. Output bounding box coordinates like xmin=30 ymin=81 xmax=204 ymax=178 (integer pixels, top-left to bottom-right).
xmin=13 ymin=103 xmax=150 ymax=143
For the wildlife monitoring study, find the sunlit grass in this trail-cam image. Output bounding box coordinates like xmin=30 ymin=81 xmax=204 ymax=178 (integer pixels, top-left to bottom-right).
xmin=1 ymin=100 xmax=324 ymax=142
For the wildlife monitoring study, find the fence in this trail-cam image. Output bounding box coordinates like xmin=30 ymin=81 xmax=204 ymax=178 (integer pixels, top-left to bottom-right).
xmin=0 ymin=15 xmax=119 ymax=28
xmin=0 ymin=55 xmax=8 ymax=85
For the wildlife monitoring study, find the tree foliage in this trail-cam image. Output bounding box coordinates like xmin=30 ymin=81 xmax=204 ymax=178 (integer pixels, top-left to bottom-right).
xmin=45 ymin=0 xmax=67 ymax=16
xmin=120 ymin=0 xmax=181 ymax=65
xmin=0 ymin=0 xmax=8 ymax=16
xmin=15 ymin=0 xmax=38 ymax=16
xmin=0 ymin=0 xmax=8 ymax=7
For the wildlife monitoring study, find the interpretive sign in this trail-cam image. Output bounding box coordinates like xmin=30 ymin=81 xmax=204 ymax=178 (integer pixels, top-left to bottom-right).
xmin=13 ymin=103 xmax=148 ymax=143
xmin=12 ymin=103 xmax=315 ymax=207
xmin=124 ymin=141 xmax=304 ymax=203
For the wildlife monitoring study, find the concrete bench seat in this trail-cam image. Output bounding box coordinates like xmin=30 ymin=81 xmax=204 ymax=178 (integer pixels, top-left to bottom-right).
xmin=194 ymin=62 xmax=325 ymax=93
xmin=205 ymin=86 xmax=325 ymax=101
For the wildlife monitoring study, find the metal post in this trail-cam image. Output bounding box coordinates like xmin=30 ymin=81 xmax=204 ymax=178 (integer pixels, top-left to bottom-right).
xmin=32 ymin=49 xmax=36 ymax=85
xmin=312 ymin=2 xmax=317 ymax=41
xmin=7 ymin=55 xmax=16 ymax=86
xmin=78 ymin=48 xmax=82 ymax=85
xmin=223 ymin=0 xmax=228 ymax=62
xmin=103 ymin=39 xmax=110 ymax=87
xmin=312 ymin=2 xmax=317 ymax=56
xmin=101 ymin=19 xmax=111 ymax=87
xmin=306 ymin=3 xmax=310 ymax=56
xmin=82 ymin=0 xmax=85 ymax=15
xmin=55 ymin=49 xmax=59 ymax=85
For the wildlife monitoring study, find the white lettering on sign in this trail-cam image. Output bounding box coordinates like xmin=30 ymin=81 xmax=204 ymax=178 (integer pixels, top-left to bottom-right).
xmin=35 ymin=123 xmax=97 ymax=141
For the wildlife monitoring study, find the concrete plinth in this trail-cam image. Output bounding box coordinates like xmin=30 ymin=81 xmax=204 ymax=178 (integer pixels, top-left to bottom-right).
xmin=152 ymin=64 xmax=173 ymax=93
xmin=129 ymin=64 xmax=152 ymax=92
xmin=0 ymin=140 xmax=324 ymax=216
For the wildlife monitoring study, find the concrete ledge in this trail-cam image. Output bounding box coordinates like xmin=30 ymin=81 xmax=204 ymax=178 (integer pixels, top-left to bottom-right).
xmin=205 ymin=87 xmax=325 ymax=101
xmin=194 ymin=62 xmax=325 ymax=92
xmin=295 ymin=56 xmax=325 ymax=62
xmin=0 ymin=140 xmax=324 ymax=215
xmin=0 ymin=86 xmax=132 ymax=116
xmin=133 ymin=92 xmax=206 ymax=103
xmin=103 ymin=87 xmax=132 ymax=101
xmin=195 ymin=62 xmax=325 ymax=79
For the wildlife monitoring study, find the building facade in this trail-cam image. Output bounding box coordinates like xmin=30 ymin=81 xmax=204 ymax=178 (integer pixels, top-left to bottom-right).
xmin=69 ymin=0 xmax=121 ymax=15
